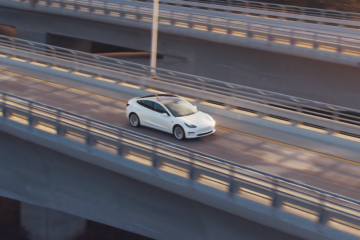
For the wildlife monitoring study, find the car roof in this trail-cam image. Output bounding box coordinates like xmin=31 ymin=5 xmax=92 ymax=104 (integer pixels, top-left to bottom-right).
xmin=137 ymin=94 xmax=180 ymax=102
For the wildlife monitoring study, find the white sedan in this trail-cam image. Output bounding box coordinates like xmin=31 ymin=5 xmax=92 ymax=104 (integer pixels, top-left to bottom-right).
xmin=126 ymin=94 xmax=216 ymax=140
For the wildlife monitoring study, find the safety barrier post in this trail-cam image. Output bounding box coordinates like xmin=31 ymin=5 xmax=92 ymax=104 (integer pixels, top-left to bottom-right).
xmin=56 ymin=110 xmax=64 ymax=137
xmin=318 ymin=194 xmax=329 ymax=224
xmin=151 ymin=142 xmax=161 ymax=169
xmin=271 ymin=179 xmax=282 ymax=209
xmin=1 ymin=94 xmax=8 ymax=119
xmin=85 ymin=120 xmax=95 ymax=152
xmin=28 ymin=103 xmax=35 ymax=128
xmin=313 ymin=41 xmax=319 ymax=50
xmin=228 ymin=166 xmax=238 ymax=197
xmin=189 ymin=154 xmax=198 ymax=183
xmin=318 ymin=208 xmax=329 ymax=224
xmin=59 ymin=1 xmax=65 ymax=9
xmin=116 ymin=130 xmax=124 ymax=157
xmin=337 ymin=45 xmax=343 ymax=54
xmin=291 ymin=120 xmax=298 ymax=126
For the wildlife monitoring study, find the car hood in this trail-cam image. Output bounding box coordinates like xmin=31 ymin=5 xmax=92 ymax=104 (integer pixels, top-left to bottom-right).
xmin=177 ymin=111 xmax=214 ymax=127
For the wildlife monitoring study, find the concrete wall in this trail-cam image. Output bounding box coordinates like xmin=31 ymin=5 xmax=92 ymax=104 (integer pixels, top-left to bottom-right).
xmin=1 ymin=7 xmax=360 ymax=108
xmin=0 ymin=131 xmax=305 ymax=240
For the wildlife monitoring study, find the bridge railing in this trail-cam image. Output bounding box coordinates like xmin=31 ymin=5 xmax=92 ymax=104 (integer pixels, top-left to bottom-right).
xmin=5 ymin=0 xmax=360 ymax=52
xmin=2 ymin=35 xmax=360 ymax=136
xmin=156 ymin=0 xmax=360 ymax=22
xmin=1 ymin=90 xmax=360 ymax=237
xmin=17 ymin=0 xmax=360 ymax=29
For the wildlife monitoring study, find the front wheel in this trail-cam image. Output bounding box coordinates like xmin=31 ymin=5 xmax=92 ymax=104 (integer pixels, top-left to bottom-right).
xmin=173 ymin=126 xmax=185 ymax=140
xmin=129 ymin=113 xmax=140 ymax=127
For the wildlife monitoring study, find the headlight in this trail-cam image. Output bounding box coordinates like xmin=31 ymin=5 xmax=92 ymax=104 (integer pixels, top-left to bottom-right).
xmin=184 ymin=122 xmax=197 ymax=128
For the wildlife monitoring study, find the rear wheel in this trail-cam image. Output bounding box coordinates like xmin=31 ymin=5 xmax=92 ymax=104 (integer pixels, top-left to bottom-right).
xmin=129 ymin=113 xmax=140 ymax=127
xmin=173 ymin=126 xmax=185 ymax=140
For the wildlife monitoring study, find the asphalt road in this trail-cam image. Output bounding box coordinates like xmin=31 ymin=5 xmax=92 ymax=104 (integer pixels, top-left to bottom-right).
xmin=1 ymin=71 xmax=360 ymax=201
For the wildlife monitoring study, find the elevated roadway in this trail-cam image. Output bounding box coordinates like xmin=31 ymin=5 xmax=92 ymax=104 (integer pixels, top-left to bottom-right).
xmin=0 ymin=131 xmax=305 ymax=240
xmin=1 ymin=66 xmax=360 ymax=203
xmin=136 ymin=0 xmax=360 ymax=31
xmin=1 ymin=72 xmax=360 ymax=240
xmin=1 ymin=1 xmax=360 ymax=108
xmin=6 ymin=0 xmax=360 ymax=38
xmin=113 ymin=0 xmax=360 ymax=37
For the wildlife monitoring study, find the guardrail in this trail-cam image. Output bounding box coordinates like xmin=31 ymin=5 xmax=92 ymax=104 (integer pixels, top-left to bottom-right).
xmin=15 ymin=0 xmax=360 ymax=30
xmin=1 ymin=90 xmax=360 ymax=237
xmin=6 ymin=0 xmax=360 ymax=57
xmin=2 ymin=35 xmax=360 ymax=140
xmin=153 ymin=0 xmax=360 ymax=26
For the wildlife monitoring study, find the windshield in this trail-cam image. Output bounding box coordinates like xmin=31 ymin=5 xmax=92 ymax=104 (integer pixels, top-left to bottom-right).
xmin=162 ymin=98 xmax=198 ymax=117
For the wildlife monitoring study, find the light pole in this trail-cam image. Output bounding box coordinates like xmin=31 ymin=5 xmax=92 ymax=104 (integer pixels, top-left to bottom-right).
xmin=150 ymin=0 xmax=159 ymax=74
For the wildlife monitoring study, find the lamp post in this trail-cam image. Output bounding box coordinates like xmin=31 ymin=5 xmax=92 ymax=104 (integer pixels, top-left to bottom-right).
xmin=150 ymin=0 xmax=159 ymax=74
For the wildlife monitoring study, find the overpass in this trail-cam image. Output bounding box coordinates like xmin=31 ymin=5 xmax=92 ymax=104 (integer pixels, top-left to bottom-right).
xmin=0 ymin=130 xmax=306 ymax=240
xmin=0 ymin=33 xmax=359 ymax=239
xmin=0 ymin=35 xmax=359 ymax=197
xmin=2 ymin=36 xmax=360 ymax=157
xmin=1 ymin=0 xmax=360 ymax=107
xmin=3 ymin=36 xmax=360 ymax=138
xmin=0 ymin=89 xmax=360 ymax=240
xmin=128 ymin=0 xmax=360 ymax=30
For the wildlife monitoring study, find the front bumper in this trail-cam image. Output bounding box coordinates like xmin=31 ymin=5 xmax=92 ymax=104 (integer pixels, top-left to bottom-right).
xmin=185 ymin=128 xmax=216 ymax=138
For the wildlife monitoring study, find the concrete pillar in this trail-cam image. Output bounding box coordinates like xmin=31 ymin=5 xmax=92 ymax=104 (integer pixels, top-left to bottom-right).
xmin=20 ymin=202 xmax=86 ymax=240
xmin=16 ymin=29 xmax=47 ymax=43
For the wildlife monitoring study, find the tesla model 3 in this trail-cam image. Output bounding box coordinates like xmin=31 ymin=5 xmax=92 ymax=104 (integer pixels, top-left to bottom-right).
xmin=126 ymin=94 xmax=216 ymax=140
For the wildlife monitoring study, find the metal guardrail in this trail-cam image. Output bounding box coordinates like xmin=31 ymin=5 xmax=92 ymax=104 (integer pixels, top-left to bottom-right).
xmin=2 ymin=35 xmax=360 ymax=134
xmin=21 ymin=0 xmax=360 ymax=29
xmin=152 ymin=0 xmax=360 ymax=25
xmin=1 ymin=90 xmax=360 ymax=237
xmin=8 ymin=0 xmax=360 ymax=56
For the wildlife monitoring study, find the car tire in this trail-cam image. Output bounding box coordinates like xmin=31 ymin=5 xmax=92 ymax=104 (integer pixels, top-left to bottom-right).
xmin=173 ymin=125 xmax=185 ymax=140
xmin=129 ymin=113 xmax=140 ymax=127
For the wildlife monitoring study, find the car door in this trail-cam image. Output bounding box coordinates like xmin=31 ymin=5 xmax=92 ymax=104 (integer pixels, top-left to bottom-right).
xmin=151 ymin=102 xmax=173 ymax=133
xmin=136 ymin=100 xmax=155 ymax=127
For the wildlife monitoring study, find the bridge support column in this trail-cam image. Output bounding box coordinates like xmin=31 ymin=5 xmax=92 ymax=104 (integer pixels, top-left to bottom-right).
xmin=20 ymin=202 xmax=86 ymax=240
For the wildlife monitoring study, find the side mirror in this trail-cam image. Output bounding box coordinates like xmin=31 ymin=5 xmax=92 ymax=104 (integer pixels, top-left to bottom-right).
xmin=194 ymin=105 xmax=197 ymax=109
xmin=161 ymin=113 xmax=168 ymax=117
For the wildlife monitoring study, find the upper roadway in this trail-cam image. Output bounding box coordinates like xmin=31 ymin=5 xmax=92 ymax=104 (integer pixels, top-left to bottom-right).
xmin=1 ymin=67 xmax=360 ymax=202
xmin=134 ymin=0 xmax=360 ymax=38
xmin=2 ymin=1 xmax=360 ymax=109
xmin=37 ymin=0 xmax=360 ymax=38
xmin=4 ymin=0 xmax=360 ymax=39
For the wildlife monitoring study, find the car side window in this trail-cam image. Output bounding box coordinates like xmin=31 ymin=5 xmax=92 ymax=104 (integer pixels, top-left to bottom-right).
xmin=154 ymin=103 xmax=169 ymax=115
xmin=138 ymin=100 xmax=154 ymax=110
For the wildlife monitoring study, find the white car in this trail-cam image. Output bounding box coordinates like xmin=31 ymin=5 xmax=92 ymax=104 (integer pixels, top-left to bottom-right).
xmin=126 ymin=94 xmax=216 ymax=140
